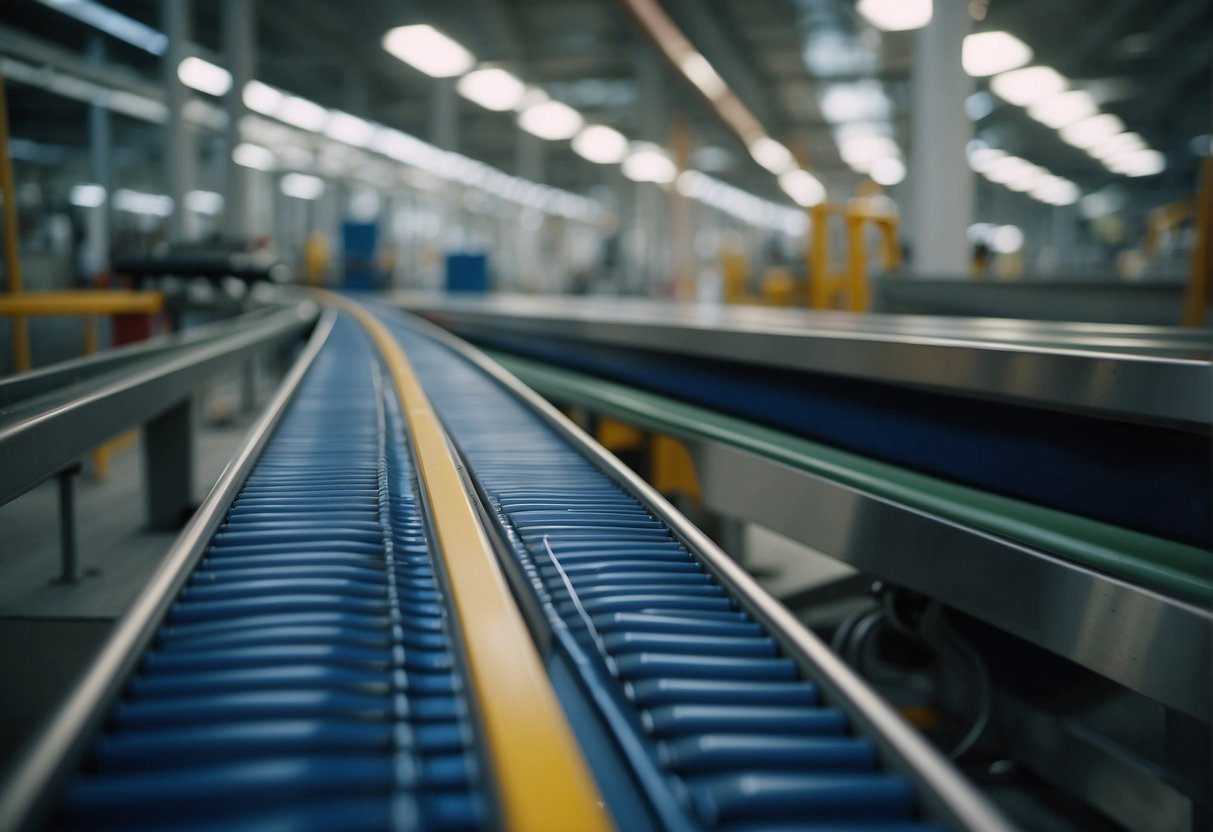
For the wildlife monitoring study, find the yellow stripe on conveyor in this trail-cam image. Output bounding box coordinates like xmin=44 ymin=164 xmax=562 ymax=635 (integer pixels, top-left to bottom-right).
xmin=320 ymin=292 xmax=613 ymax=832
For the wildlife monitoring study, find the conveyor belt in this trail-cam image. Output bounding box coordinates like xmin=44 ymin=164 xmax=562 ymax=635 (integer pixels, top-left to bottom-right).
xmin=58 ymin=317 xmax=487 ymax=831
xmin=1 ymin=298 xmax=1011 ymax=832
xmin=379 ymin=309 xmax=947 ymax=831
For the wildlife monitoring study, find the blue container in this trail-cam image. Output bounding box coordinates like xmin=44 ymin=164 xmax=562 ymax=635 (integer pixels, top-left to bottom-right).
xmin=445 ymin=253 xmax=488 ymax=293
xmin=342 ymin=222 xmax=379 ymax=290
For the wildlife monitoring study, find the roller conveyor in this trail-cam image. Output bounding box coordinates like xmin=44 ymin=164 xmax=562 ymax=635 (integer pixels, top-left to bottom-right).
xmin=59 ymin=317 xmax=485 ymax=831
xmin=0 ymin=298 xmax=1011 ymax=832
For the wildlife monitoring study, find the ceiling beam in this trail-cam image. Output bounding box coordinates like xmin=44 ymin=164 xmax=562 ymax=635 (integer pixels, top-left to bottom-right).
xmin=1063 ymin=0 xmax=1149 ymax=72
xmin=659 ymin=0 xmax=784 ymax=134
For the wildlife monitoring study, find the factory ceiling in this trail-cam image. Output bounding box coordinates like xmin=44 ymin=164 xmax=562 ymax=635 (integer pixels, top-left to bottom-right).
xmin=2 ymin=0 xmax=1208 ymax=208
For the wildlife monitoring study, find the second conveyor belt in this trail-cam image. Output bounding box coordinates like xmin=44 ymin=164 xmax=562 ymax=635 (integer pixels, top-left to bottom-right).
xmin=4 ymin=298 xmax=1011 ymax=832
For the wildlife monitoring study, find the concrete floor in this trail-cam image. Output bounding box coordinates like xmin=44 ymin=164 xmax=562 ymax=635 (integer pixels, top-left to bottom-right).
xmin=0 ymin=372 xmax=276 ymax=778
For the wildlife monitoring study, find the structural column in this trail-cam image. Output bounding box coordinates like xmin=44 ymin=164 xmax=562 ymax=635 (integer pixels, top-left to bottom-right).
xmin=633 ymin=46 xmax=670 ymax=294
xmin=431 ymin=78 xmax=458 ymax=152
xmin=223 ymin=0 xmax=254 ymax=236
xmin=515 ymin=129 xmax=543 ymax=291
xmin=162 ymin=0 xmax=194 ymax=242
xmin=431 ymin=78 xmax=458 ymax=284
xmin=143 ymin=399 xmax=194 ymax=529
xmin=1051 ymin=204 xmax=1078 ymax=272
xmin=87 ymin=37 xmax=112 ymax=280
xmin=907 ymin=0 xmax=974 ymax=276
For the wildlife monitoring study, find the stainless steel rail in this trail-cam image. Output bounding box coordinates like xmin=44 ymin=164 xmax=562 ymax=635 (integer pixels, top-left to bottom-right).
xmin=0 ymin=305 xmax=296 ymax=408
xmin=0 ymin=310 xmax=337 ymax=832
xmin=393 ymin=293 xmax=1210 ymax=429
xmin=0 ymin=300 xmax=317 ymax=510
xmin=688 ymin=441 xmax=1212 ymax=722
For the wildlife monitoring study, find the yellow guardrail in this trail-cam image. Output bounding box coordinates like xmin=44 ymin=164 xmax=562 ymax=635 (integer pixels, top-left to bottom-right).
xmin=809 ymin=202 xmax=899 ymax=312
xmin=320 ymin=292 xmax=612 ymax=832
xmin=0 ymin=290 xmax=164 ymax=318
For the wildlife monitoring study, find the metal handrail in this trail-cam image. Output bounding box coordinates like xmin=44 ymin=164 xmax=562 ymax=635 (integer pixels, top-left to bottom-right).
xmin=0 ymin=303 xmax=299 ymax=407
xmin=0 ymin=300 xmax=317 ymax=508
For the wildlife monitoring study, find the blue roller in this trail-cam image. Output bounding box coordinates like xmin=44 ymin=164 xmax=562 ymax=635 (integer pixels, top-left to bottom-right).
xmin=377 ymin=306 xmax=946 ymax=831
xmin=54 ymin=318 xmax=486 ymax=831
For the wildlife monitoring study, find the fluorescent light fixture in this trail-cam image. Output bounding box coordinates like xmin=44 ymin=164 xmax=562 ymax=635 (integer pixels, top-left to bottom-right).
xmin=748 ymin=137 xmax=797 ymax=175
xmin=382 ymin=25 xmax=475 ymax=78
xmin=968 ymin=145 xmax=1006 ymax=173
xmin=676 ymin=169 xmax=705 ymax=197
xmin=1089 ymin=131 xmax=1145 ymax=160
xmin=990 ymin=224 xmax=1023 ymax=254
xmin=372 ymin=128 xmax=435 ymax=166
xmin=1059 ymin=113 xmax=1125 ymax=149
xmin=984 ymin=155 xmax=1033 ymax=184
xmin=1030 ymin=175 xmax=1079 ymax=205
xmin=819 ymin=81 xmax=892 ymax=124
xmin=840 ymin=134 xmax=900 ymax=172
xmin=281 ymin=173 xmax=325 ymax=200
xmin=965 ymin=91 xmax=996 ymax=121
xmin=1026 ymin=89 xmax=1096 ymax=129
xmin=990 ymin=66 xmax=1067 ymax=106
xmin=177 ymin=57 xmax=231 ymax=97
xmin=870 ymin=156 xmax=906 ymax=186
xmin=35 ymin=0 xmax=167 ymax=55
xmin=349 ymin=188 xmax=381 ymax=221
xmin=778 ymin=169 xmax=826 ymax=207
xmin=243 ymin=81 xmax=284 ymax=115
xmin=325 ymin=111 xmax=375 ymax=147
xmin=1106 ymin=148 xmax=1165 ymax=177
xmin=113 ymin=189 xmax=173 ymax=216
xmin=963 ymin=31 xmax=1032 ymax=77
xmin=679 ymin=53 xmax=727 ymax=100
xmin=1004 ymin=163 xmax=1045 ymax=192
xmin=622 ymin=142 xmax=677 ymax=184
xmin=232 ymin=142 xmax=275 ymax=171
xmin=857 ymin=0 xmax=932 ymax=31
xmin=277 ymin=146 xmax=315 ymax=170
xmin=968 ymin=222 xmax=995 ymax=244
xmin=518 ymin=99 xmax=583 ymax=141
xmin=1080 ymin=188 xmax=1125 ymax=219
xmin=186 ymin=190 xmax=224 ymax=215
xmin=456 ymin=67 xmax=526 ymax=111
xmin=677 ymin=169 xmax=807 ymax=233
xmin=69 ymin=183 xmax=106 ymax=207
xmin=572 ymin=125 xmax=628 ymax=164
xmin=277 ymin=95 xmax=328 ymax=132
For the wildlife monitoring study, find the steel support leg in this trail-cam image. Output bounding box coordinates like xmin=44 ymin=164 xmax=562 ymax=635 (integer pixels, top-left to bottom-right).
xmin=55 ymin=465 xmax=81 ymax=583
xmin=143 ymin=399 xmax=193 ymax=529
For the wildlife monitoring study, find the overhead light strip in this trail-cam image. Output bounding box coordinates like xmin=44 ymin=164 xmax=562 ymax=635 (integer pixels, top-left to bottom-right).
xmin=378 ymin=21 xmax=812 ymax=230
xmin=32 ymin=0 xmax=167 ymax=55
